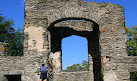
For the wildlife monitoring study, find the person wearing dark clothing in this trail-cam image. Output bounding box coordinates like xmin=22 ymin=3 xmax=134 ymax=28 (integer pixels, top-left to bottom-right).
xmin=38 ymin=64 xmax=47 ymax=81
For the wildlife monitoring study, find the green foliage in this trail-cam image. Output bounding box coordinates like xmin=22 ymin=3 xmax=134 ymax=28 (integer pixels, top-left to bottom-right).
xmin=126 ymin=26 xmax=137 ymax=81
xmin=0 ymin=12 xmax=23 ymax=56
xmin=7 ymin=28 xmax=24 ymax=56
xmin=0 ymin=14 xmax=14 ymax=42
xmin=130 ymin=72 xmax=137 ymax=81
xmin=126 ymin=26 xmax=137 ymax=56
xmin=66 ymin=60 xmax=89 ymax=71
xmin=81 ymin=60 xmax=89 ymax=70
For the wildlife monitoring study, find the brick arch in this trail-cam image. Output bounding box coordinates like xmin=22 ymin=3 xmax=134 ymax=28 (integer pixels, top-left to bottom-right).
xmin=47 ymin=9 xmax=103 ymax=27
xmin=48 ymin=17 xmax=99 ymax=31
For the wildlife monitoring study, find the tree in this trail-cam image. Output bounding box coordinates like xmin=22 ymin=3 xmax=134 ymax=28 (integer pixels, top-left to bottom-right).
xmin=126 ymin=26 xmax=137 ymax=56
xmin=0 ymin=12 xmax=23 ymax=56
xmin=7 ymin=28 xmax=24 ymax=56
xmin=81 ymin=60 xmax=89 ymax=70
xmin=0 ymin=12 xmax=14 ymax=42
xmin=66 ymin=60 xmax=89 ymax=71
xmin=130 ymin=72 xmax=137 ymax=81
xmin=126 ymin=26 xmax=137 ymax=81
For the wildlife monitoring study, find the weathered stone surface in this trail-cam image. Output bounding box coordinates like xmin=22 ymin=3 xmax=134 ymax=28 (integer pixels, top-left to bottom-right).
xmin=49 ymin=51 xmax=61 ymax=72
xmin=57 ymin=71 xmax=91 ymax=81
xmin=55 ymin=20 xmax=93 ymax=31
xmin=0 ymin=56 xmax=24 ymax=71
xmin=104 ymin=70 xmax=118 ymax=81
xmin=24 ymin=26 xmax=46 ymax=52
xmin=0 ymin=75 xmax=8 ymax=81
xmin=0 ymin=0 xmax=137 ymax=81
xmin=0 ymin=71 xmax=24 ymax=75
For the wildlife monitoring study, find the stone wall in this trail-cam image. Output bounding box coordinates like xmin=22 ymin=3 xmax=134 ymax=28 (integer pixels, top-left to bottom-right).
xmin=0 ymin=0 xmax=137 ymax=81
xmin=0 ymin=43 xmax=24 ymax=72
xmin=0 ymin=42 xmax=24 ymax=81
xmin=55 ymin=20 xmax=93 ymax=31
xmin=0 ymin=56 xmax=24 ymax=72
xmin=56 ymin=71 xmax=92 ymax=81
xmin=24 ymin=0 xmax=129 ymax=81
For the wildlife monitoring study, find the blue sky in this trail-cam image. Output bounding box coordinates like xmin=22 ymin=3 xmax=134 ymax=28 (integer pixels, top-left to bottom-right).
xmin=0 ymin=0 xmax=137 ymax=70
xmin=62 ymin=35 xmax=88 ymax=70
xmin=0 ymin=0 xmax=24 ymax=30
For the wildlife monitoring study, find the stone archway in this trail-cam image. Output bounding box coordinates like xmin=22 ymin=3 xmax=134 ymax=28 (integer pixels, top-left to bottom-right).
xmin=0 ymin=1 xmax=134 ymax=81
xmin=23 ymin=0 xmax=129 ymax=81
xmin=47 ymin=17 xmax=102 ymax=81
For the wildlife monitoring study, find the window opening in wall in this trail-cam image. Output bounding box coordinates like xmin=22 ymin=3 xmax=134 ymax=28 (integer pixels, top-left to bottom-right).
xmin=4 ymin=75 xmax=21 ymax=81
xmin=130 ymin=72 xmax=137 ymax=81
xmin=61 ymin=35 xmax=89 ymax=71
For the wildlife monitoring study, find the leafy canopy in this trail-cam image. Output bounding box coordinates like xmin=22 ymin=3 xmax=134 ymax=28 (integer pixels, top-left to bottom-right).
xmin=126 ymin=26 xmax=137 ymax=56
xmin=0 ymin=12 xmax=23 ymax=56
xmin=66 ymin=60 xmax=89 ymax=71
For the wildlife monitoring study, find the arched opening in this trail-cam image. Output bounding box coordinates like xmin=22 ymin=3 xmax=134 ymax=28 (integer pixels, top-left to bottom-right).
xmin=61 ymin=35 xmax=88 ymax=71
xmin=48 ymin=17 xmax=102 ymax=81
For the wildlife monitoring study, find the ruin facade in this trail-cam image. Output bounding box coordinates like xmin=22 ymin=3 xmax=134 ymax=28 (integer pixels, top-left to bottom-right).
xmin=0 ymin=0 xmax=137 ymax=81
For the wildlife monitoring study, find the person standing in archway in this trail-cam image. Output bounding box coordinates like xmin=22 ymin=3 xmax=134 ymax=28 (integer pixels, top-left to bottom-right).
xmin=38 ymin=64 xmax=47 ymax=81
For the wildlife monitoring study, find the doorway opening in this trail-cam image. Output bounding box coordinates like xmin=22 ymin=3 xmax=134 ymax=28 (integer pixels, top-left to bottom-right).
xmin=4 ymin=75 xmax=21 ymax=81
xmin=61 ymin=35 xmax=89 ymax=71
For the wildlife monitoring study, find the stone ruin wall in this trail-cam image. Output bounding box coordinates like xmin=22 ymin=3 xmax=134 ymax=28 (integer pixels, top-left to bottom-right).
xmin=24 ymin=0 xmax=129 ymax=81
xmin=0 ymin=0 xmax=137 ymax=81
xmin=0 ymin=42 xmax=23 ymax=72
xmin=0 ymin=42 xmax=24 ymax=81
